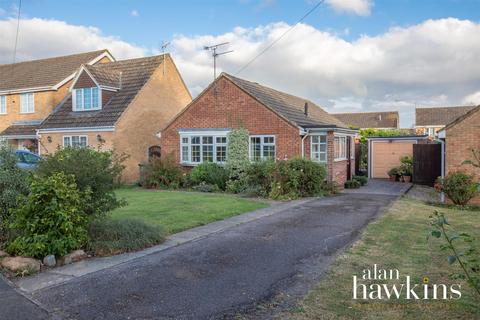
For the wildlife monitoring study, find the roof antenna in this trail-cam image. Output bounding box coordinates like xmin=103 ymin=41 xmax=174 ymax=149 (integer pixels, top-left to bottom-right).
xmin=204 ymin=42 xmax=233 ymax=81
xmin=161 ymin=41 xmax=170 ymax=75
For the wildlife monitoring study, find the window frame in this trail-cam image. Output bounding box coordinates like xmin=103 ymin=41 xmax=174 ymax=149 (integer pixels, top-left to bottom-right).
xmin=310 ymin=134 xmax=327 ymax=163
xmin=72 ymin=87 xmax=101 ymax=111
xmin=249 ymin=135 xmax=276 ymax=162
xmin=20 ymin=93 xmax=34 ymax=114
xmin=0 ymin=95 xmax=6 ymax=114
xmin=63 ymin=135 xmax=88 ymax=149
xmin=334 ymin=135 xmax=347 ymax=161
xmin=180 ymin=134 xmax=228 ymax=165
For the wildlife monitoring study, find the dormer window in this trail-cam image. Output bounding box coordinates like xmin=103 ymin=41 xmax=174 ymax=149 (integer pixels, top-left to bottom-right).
xmin=73 ymin=87 xmax=101 ymax=111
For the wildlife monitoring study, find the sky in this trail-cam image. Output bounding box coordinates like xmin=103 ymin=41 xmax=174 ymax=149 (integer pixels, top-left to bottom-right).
xmin=1 ymin=0 xmax=480 ymax=127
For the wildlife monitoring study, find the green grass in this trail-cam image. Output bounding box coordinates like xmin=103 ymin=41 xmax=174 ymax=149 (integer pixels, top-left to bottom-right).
xmin=282 ymin=198 xmax=480 ymax=320
xmin=111 ymin=188 xmax=269 ymax=235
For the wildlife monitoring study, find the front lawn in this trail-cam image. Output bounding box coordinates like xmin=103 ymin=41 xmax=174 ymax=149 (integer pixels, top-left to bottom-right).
xmin=283 ymin=198 xmax=480 ymax=319
xmin=111 ymin=188 xmax=269 ymax=234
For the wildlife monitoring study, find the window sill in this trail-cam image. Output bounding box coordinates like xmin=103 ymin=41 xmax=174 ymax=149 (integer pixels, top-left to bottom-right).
xmin=334 ymin=158 xmax=348 ymax=162
xmin=73 ymin=108 xmax=102 ymax=112
xmin=19 ymin=111 xmax=35 ymax=114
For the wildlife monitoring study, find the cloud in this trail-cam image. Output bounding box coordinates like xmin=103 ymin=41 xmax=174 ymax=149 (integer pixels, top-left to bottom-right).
xmin=171 ymin=18 xmax=480 ymax=127
xmin=130 ymin=10 xmax=139 ymax=17
xmin=325 ymin=0 xmax=373 ymax=16
xmin=462 ymin=91 xmax=480 ymax=105
xmin=0 ymin=18 xmax=146 ymax=63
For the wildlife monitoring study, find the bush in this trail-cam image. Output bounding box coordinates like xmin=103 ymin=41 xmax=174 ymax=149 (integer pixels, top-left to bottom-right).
xmin=245 ymin=160 xmax=276 ymax=197
xmin=7 ymin=173 xmax=87 ymax=259
xmin=0 ymin=146 xmax=30 ymax=242
xmin=226 ymin=128 xmax=250 ymax=193
xmin=142 ymin=154 xmax=184 ymax=189
xmin=353 ymin=175 xmax=368 ymax=186
xmin=36 ymin=147 xmax=125 ymax=217
xmin=86 ymin=218 xmax=166 ymax=256
xmin=189 ymin=162 xmax=228 ymax=190
xmin=436 ymin=172 xmax=478 ymax=206
xmin=400 ymin=155 xmax=413 ymax=176
xmin=192 ymin=182 xmax=219 ymax=193
xmin=322 ymin=181 xmax=340 ymax=195
xmin=345 ymin=179 xmax=361 ymax=189
xmin=269 ymin=158 xmax=327 ymax=200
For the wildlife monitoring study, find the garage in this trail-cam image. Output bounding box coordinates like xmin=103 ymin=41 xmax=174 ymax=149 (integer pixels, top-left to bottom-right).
xmin=367 ymin=136 xmax=428 ymax=178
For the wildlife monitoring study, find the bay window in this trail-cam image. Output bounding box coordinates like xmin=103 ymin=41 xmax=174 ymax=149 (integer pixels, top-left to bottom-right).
xmin=180 ymin=134 xmax=227 ymax=165
xmin=250 ymin=135 xmax=275 ymax=161
xmin=311 ymin=135 xmax=327 ymax=162
xmin=73 ymin=87 xmax=100 ymax=111
xmin=334 ymin=136 xmax=347 ymax=160
xmin=20 ymin=93 xmax=34 ymax=113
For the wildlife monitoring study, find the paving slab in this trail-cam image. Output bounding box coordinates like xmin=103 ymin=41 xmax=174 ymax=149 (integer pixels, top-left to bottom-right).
xmin=342 ymin=178 xmax=412 ymax=196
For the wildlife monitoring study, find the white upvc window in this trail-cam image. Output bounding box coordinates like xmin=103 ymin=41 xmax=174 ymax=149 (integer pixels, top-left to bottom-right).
xmin=73 ymin=87 xmax=101 ymax=111
xmin=0 ymin=96 xmax=6 ymax=114
xmin=63 ymin=135 xmax=88 ymax=148
xmin=249 ymin=135 xmax=275 ymax=161
xmin=180 ymin=134 xmax=228 ymax=165
xmin=334 ymin=136 xmax=347 ymax=160
xmin=427 ymin=127 xmax=435 ymax=137
xmin=20 ymin=93 xmax=34 ymax=113
xmin=311 ymin=135 xmax=327 ymax=163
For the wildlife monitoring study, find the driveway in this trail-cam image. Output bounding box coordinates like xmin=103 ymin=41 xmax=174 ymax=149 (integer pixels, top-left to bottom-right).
xmin=26 ymin=189 xmax=399 ymax=320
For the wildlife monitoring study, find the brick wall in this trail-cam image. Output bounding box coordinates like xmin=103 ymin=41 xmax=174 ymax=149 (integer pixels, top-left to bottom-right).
xmin=161 ymin=77 xmax=302 ymax=163
xmin=445 ymin=109 xmax=480 ymax=205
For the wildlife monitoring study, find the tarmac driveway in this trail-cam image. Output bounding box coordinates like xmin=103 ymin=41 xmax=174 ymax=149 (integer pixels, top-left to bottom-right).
xmin=31 ymin=190 xmax=398 ymax=320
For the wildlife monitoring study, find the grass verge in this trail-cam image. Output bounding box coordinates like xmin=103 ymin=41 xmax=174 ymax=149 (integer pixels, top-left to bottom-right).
xmin=283 ymin=197 xmax=480 ymax=319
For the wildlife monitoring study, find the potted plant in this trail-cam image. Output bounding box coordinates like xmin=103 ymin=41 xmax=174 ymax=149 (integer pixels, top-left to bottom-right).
xmin=400 ymin=156 xmax=413 ymax=183
xmin=387 ymin=167 xmax=399 ymax=181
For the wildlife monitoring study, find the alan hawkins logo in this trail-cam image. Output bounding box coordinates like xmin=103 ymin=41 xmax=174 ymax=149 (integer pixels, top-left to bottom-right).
xmin=353 ymin=264 xmax=461 ymax=300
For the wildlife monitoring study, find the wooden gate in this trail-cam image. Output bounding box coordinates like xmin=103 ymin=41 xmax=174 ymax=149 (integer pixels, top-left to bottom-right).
xmin=354 ymin=142 xmax=361 ymax=175
xmin=413 ymin=144 xmax=441 ymax=186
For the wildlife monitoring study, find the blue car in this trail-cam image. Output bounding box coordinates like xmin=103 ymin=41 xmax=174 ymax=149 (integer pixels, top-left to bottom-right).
xmin=15 ymin=150 xmax=41 ymax=170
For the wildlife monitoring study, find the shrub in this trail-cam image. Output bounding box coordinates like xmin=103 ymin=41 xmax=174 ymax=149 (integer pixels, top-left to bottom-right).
xmin=387 ymin=167 xmax=401 ymax=177
xmin=246 ymin=160 xmax=276 ymax=197
xmin=436 ymin=172 xmax=478 ymax=206
xmin=353 ymin=175 xmax=368 ymax=186
xmin=86 ymin=218 xmax=166 ymax=256
xmin=226 ymin=128 xmax=250 ymax=193
xmin=322 ymin=181 xmax=340 ymax=195
xmin=142 ymin=154 xmax=184 ymax=189
xmin=36 ymin=147 xmax=125 ymax=217
xmin=7 ymin=173 xmax=87 ymax=259
xmin=269 ymin=158 xmax=327 ymax=200
xmin=189 ymin=162 xmax=228 ymax=190
xmin=0 ymin=146 xmax=30 ymax=242
xmin=192 ymin=182 xmax=219 ymax=193
xmin=345 ymin=179 xmax=361 ymax=189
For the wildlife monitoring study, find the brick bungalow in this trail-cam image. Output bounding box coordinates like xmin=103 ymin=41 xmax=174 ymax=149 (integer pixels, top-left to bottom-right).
xmin=438 ymin=105 xmax=480 ymax=205
xmin=161 ymin=73 xmax=357 ymax=186
xmin=38 ymin=54 xmax=192 ymax=183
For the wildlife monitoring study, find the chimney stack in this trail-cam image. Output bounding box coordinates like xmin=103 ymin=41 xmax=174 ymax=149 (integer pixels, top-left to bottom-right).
xmin=304 ymin=102 xmax=309 ymax=116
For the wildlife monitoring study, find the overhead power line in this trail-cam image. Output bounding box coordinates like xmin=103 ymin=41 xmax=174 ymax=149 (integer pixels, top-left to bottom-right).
xmin=235 ymin=0 xmax=325 ymax=75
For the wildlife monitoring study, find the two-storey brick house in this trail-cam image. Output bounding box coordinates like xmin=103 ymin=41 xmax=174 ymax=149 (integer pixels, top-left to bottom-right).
xmin=0 ymin=50 xmax=114 ymax=152
xmin=161 ymin=73 xmax=357 ymax=186
xmin=38 ymin=54 xmax=192 ymax=183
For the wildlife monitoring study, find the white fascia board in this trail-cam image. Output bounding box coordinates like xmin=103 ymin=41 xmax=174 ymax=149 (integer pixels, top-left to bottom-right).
xmin=305 ymin=127 xmax=357 ymax=135
xmin=178 ymin=128 xmax=231 ymax=136
xmin=69 ymin=66 xmax=100 ymax=93
xmin=37 ymin=126 xmax=115 ymax=134
xmin=0 ymin=86 xmax=52 ymax=95
xmin=0 ymin=135 xmax=37 ymax=140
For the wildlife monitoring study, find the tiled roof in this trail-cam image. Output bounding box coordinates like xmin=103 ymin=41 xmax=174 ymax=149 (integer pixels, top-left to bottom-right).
xmin=0 ymin=50 xmax=110 ymax=92
xmin=332 ymin=111 xmax=399 ymax=129
xmin=85 ymin=65 xmax=121 ymax=88
xmin=415 ymin=106 xmax=477 ymax=126
xmin=0 ymin=124 xmax=39 ymax=137
xmin=40 ymin=55 xmax=166 ymax=129
xmin=444 ymin=105 xmax=480 ymax=130
xmin=223 ymin=73 xmax=348 ymax=129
